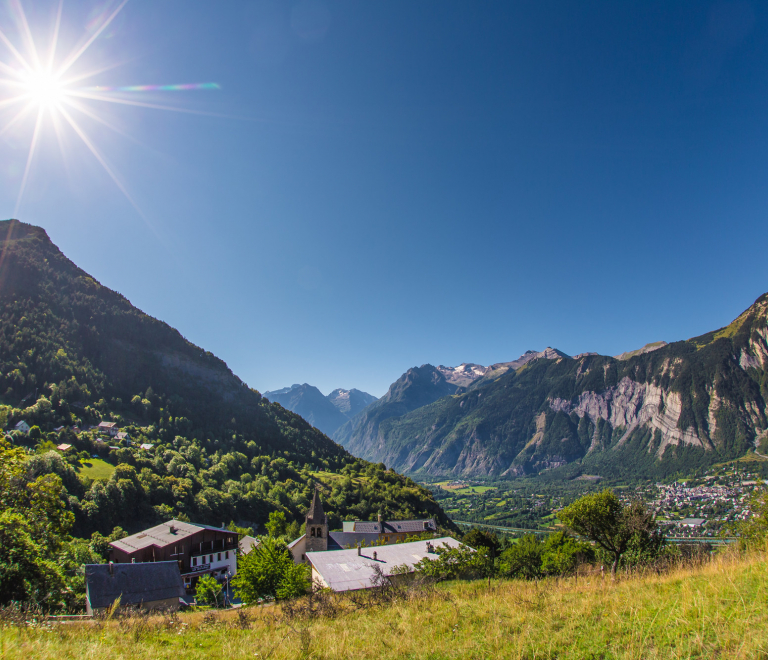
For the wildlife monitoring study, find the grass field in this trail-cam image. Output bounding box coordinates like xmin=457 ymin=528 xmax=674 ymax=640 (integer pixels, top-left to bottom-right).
xmin=3 ymin=549 xmax=766 ymax=659
xmin=77 ymin=458 xmax=115 ymax=481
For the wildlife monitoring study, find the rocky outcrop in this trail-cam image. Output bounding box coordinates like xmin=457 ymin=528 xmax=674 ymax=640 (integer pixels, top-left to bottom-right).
xmin=549 ymin=377 xmax=708 ymax=457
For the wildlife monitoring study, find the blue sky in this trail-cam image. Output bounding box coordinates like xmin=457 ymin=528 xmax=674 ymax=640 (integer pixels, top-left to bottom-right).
xmin=1 ymin=0 xmax=767 ymax=397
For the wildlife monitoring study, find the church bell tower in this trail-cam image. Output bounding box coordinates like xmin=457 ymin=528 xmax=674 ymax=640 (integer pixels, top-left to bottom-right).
xmin=305 ymin=487 xmax=328 ymax=552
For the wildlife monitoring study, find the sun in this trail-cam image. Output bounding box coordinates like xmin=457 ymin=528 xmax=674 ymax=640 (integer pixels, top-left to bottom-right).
xmin=21 ymin=69 xmax=66 ymax=108
xmin=0 ymin=0 xmax=220 ymax=218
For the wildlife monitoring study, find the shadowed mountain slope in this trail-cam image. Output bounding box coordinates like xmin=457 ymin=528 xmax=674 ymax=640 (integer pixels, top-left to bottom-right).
xmin=0 ymin=219 xmax=451 ymax=534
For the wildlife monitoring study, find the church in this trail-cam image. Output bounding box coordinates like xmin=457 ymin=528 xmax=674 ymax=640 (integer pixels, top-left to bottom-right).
xmin=288 ymin=487 xmax=438 ymax=564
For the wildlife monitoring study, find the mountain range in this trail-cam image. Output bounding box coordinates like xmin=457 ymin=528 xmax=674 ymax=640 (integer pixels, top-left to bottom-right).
xmin=0 ymin=219 xmax=449 ymax=534
xmin=264 ymin=384 xmax=376 ymax=436
xmin=331 ymin=302 xmax=768 ymax=479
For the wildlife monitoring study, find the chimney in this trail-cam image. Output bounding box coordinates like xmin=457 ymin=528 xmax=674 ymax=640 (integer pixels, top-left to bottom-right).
xmin=108 ymin=561 xmax=114 ymax=576
xmin=357 ymin=544 xmax=361 ymax=556
xmin=373 ymin=551 xmax=377 ymax=561
xmin=131 ymin=558 xmax=136 ymax=563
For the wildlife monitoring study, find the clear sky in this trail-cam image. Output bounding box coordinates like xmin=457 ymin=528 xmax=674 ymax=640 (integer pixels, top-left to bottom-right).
xmin=1 ymin=1 xmax=767 ymax=397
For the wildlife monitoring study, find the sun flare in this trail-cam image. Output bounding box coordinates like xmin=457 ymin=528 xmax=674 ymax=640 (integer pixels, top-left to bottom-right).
xmin=21 ymin=69 xmax=66 ymax=107
xmin=0 ymin=0 xmax=219 ymax=217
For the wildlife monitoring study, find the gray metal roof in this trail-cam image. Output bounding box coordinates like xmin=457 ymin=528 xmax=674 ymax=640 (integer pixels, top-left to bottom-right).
xmin=327 ymin=532 xmax=387 ymax=550
xmin=239 ymin=535 xmax=259 ymax=554
xmin=110 ymin=519 xmax=233 ymax=553
xmin=307 ymin=537 xmax=463 ymax=592
xmin=351 ymin=518 xmax=436 ymax=534
xmin=85 ymin=562 xmax=185 ymax=609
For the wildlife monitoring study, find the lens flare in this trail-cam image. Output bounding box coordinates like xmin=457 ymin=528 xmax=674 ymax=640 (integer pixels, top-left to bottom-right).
xmin=22 ymin=69 xmax=64 ymax=107
xmin=0 ymin=0 xmax=220 ymax=217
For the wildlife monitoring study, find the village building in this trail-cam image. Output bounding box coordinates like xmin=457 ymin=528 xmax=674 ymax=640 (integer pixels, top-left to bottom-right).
xmin=57 ymin=443 xmax=72 ymax=452
xmin=308 ymin=537 xmax=463 ymax=592
xmin=239 ymin=535 xmax=259 ymax=554
xmin=14 ymin=420 xmax=29 ymax=434
xmin=98 ymin=421 xmax=118 ymax=436
xmin=116 ymin=431 xmax=130 ymax=442
xmin=288 ymin=489 xmax=438 ymax=564
xmin=84 ymin=561 xmax=186 ymax=615
xmin=108 ymin=519 xmax=238 ymax=593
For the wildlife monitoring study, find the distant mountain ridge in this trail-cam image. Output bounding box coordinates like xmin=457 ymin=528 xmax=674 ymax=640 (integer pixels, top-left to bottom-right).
xmin=333 ymin=300 xmax=768 ymax=479
xmin=264 ymin=384 xmax=376 ymax=436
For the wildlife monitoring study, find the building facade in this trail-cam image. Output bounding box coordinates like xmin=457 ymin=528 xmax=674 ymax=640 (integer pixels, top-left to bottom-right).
xmin=289 ymin=490 xmax=438 ymax=564
xmin=109 ymin=520 xmax=238 ymax=593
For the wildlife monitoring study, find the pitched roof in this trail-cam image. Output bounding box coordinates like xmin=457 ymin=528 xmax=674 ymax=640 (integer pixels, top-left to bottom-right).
xmin=306 ymin=488 xmax=327 ymax=525
xmin=307 ymin=537 xmax=463 ymax=592
xmin=110 ymin=519 xmax=233 ymax=553
xmin=327 ymin=532 xmax=387 ymax=550
xmin=98 ymin=421 xmax=117 ymax=428
xmin=239 ymin=536 xmax=259 ymax=554
xmin=351 ymin=518 xmax=436 ymax=534
xmin=85 ymin=561 xmax=185 ymax=609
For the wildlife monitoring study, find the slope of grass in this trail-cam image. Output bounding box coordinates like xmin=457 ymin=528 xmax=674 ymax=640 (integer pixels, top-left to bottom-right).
xmin=3 ymin=550 xmax=767 ymax=659
xmin=77 ymin=458 xmax=115 ymax=481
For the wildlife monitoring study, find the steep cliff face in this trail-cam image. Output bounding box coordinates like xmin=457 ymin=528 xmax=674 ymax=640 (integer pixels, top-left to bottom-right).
xmin=340 ymin=295 xmax=768 ymax=478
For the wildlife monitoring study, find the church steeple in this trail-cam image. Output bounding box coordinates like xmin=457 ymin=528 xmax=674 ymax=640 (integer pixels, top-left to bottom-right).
xmin=305 ymin=486 xmax=328 ymax=552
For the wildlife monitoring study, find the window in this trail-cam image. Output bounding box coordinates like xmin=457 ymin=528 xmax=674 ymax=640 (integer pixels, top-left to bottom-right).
xmin=317 ymin=528 xmax=322 ymax=538
xmin=225 ymin=551 xmax=229 ymax=559
xmin=209 ymin=554 xmax=213 ymax=563
xmin=218 ymin=553 xmax=221 ymax=561
xmin=310 ymin=528 xmax=315 ymax=537
xmin=192 ymin=557 xmax=197 ymax=567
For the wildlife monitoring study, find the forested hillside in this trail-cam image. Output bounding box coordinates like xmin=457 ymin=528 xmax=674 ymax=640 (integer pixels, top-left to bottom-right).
xmin=337 ymin=296 xmax=768 ymax=479
xmin=0 ymin=220 xmax=450 ymax=537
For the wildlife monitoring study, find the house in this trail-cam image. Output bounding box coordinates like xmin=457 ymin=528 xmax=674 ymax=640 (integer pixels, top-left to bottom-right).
xmin=239 ymin=535 xmax=259 ymax=554
xmin=307 ymin=537 xmax=463 ymax=592
xmin=139 ymin=443 xmax=154 ymax=451
xmin=54 ymin=426 xmax=65 ymax=432
xmin=57 ymin=443 xmax=72 ymax=452
xmin=14 ymin=421 xmax=30 ymax=434
xmin=84 ymin=561 xmax=186 ymax=615
xmin=288 ymin=489 xmax=439 ymax=564
xmin=341 ymin=516 xmax=437 ymax=542
xmin=116 ymin=432 xmax=130 ymax=442
xmin=681 ymin=518 xmax=706 ymax=528
xmin=97 ymin=421 xmax=118 ymax=436
xmin=71 ymin=426 xmax=81 ymax=434
xmin=109 ymin=519 xmax=239 ymax=594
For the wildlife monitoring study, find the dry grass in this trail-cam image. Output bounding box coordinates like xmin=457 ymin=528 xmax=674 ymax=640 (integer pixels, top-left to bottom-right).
xmin=2 ymin=549 xmax=767 ymax=659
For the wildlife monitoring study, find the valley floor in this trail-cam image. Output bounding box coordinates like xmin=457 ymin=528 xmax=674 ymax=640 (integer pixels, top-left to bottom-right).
xmin=3 ymin=549 xmax=767 ymax=659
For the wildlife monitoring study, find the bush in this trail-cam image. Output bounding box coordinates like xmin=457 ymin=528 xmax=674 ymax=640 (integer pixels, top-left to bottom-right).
xmin=195 ymin=574 xmax=222 ymax=607
xmin=231 ymin=536 xmax=309 ymax=603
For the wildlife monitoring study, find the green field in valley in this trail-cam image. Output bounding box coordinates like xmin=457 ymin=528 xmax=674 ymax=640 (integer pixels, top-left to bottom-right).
xmin=78 ymin=458 xmax=116 ymax=481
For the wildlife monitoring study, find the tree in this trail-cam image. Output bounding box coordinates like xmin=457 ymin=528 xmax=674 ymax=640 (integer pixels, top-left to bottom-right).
xmin=462 ymin=529 xmax=502 ymax=584
xmin=231 ymin=536 xmax=309 ymax=603
xmin=0 ymin=438 xmax=74 ymax=609
xmin=499 ymin=534 xmax=545 ymax=580
xmin=0 ymin=511 xmax=67 ymax=607
xmin=414 ymin=543 xmax=483 ymax=581
xmin=559 ymin=489 xmax=661 ymax=577
xmin=265 ymin=511 xmax=287 ymax=538
xmin=195 ymin=574 xmax=222 ymax=607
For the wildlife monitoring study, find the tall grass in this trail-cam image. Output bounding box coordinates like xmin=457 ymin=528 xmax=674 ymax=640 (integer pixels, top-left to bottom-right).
xmin=1 ymin=548 xmax=766 ymax=659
